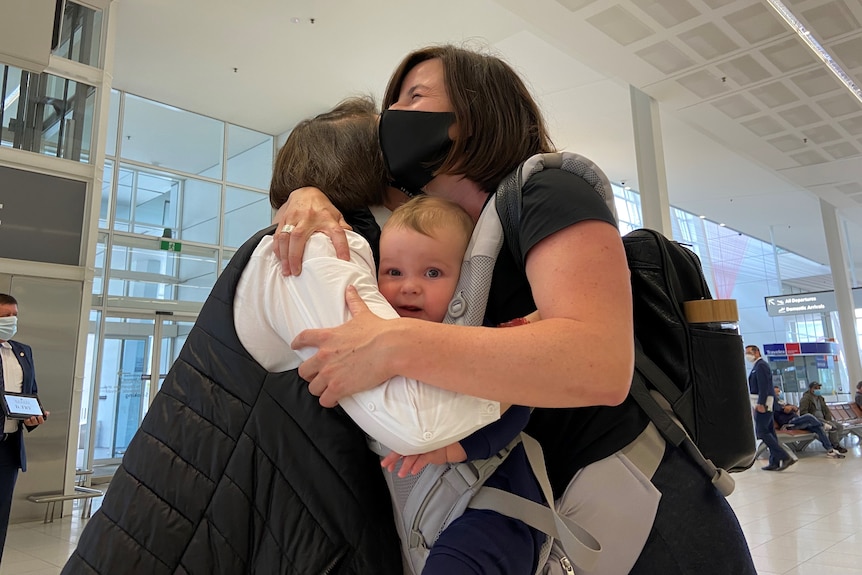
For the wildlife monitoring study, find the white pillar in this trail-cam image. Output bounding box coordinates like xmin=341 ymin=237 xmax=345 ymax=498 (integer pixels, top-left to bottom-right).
xmin=630 ymin=85 xmax=672 ymax=238
xmin=820 ymin=198 xmax=862 ymax=387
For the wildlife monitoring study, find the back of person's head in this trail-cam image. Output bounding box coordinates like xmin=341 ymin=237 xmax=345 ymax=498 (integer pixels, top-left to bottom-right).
xmin=382 ymin=44 xmax=554 ymax=194
xmin=0 ymin=294 xmax=17 ymax=306
xmin=270 ymin=96 xmax=387 ymax=212
xmin=384 ymin=195 xmax=473 ymax=247
xmin=857 ymin=381 xmax=862 ymax=391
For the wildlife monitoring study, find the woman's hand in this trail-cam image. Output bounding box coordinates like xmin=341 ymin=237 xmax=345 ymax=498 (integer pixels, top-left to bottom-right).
xmin=381 ymin=442 xmax=468 ymax=478
xmin=273 ymin=187 xmax=351 ymax=275
xmin=292 ymin=286 xmax=397 ymax=406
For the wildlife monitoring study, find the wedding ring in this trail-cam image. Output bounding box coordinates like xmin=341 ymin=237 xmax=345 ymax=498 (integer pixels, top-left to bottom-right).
xmin=281 ymin=224 xmax=296 ymax=234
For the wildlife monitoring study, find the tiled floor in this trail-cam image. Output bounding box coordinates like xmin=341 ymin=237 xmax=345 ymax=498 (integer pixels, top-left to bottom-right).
xmin=3 ymin=440 xmax=862 ymax=574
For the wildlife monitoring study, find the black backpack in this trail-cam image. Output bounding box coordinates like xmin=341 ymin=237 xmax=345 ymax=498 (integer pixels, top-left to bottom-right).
xmin=495 ymin=153 xmax=756 ymax=493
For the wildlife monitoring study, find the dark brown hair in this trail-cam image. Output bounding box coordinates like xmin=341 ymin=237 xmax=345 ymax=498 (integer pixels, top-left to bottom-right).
xmin=270 ymin=96 xmax=387 ymax=212
xmin=382 ymin=45 xmax=554 ymax=193
xmin=0 ymin=294 xmax=17 ymax=306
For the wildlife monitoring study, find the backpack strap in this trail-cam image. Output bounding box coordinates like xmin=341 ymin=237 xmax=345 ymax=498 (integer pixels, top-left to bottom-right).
xmin=495 ymin=152 xmax=736 ymax=497
xmin=630 ymin=348 xmax=735 ymax=496
xmin=496 ymin=152 xmax=618 ymax=273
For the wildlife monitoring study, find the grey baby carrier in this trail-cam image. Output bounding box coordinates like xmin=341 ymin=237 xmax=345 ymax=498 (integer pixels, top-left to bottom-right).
xmin=371 ymin=153 xmax=618 ymax=575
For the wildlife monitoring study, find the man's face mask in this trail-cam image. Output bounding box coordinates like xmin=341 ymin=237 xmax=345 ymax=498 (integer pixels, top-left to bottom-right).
xmin=0 ymin=316 xmax=17 ymax=341
xmin=379 ymin=110 xmax=455 ymax=196
xmin=744 ymin=353 xmax=756 ymax=363
xmin=813 ymin=389 xmax=822 ymax=396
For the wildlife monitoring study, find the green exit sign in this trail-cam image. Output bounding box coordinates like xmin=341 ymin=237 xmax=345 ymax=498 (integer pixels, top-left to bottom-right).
xmin=159 ymin=240 xmax=182 ymax=252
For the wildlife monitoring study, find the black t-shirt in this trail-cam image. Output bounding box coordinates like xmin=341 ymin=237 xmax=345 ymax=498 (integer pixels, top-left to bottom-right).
xmin=486 ymin=168 xmax=650 ymax=498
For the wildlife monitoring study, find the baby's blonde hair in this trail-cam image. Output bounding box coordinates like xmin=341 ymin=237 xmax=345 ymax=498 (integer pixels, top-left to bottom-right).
xmin=384 ymin=196 xmax=474 ymax=246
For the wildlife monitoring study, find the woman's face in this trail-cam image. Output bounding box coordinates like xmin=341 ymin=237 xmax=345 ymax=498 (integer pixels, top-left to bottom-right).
xmin=388 ymin=59 xmax=453 ymax=115
xmin=383 ymin=58 xmax=485 ymax=216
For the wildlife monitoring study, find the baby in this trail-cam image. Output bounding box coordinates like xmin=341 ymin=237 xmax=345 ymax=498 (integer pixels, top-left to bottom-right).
xmin=376 ymin=195 xmax=543 ymax=575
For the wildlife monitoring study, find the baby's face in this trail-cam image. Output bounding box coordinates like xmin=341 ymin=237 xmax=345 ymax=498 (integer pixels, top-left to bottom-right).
xmin=378 ymin=225 xmax=465 ymax=322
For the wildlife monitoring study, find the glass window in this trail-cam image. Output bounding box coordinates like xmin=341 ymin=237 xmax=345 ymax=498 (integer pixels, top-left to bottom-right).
xmin=100 ymin=160 xmax=112 ymax=228
xmin=179 ymin=179 xmax=221 ymax=245
xmin=107 ymin=235 xmax=218 ymax=303
xmin=612 ymin=184 xmax=642 ymax=235
xmin=113 ymin=163 xmax=221 ymax=244
xmin=224 ymin=187 xmax=270 ymax=248
xmin=114 ymin=165 xmax=133 ymax=232
xmin=113 ymin=164 xmax=177 ymax=236
xmin=78 ymin=309 xmax=102 ymax=469
xmin=227 ymin=124 xmax=273 ymax=190
xmin=1 ymin=66 xmax=22 ymax=147
xmin=0 ymin=65 xmax=96 ymax=162
xmin=93 ymin=232 xmax=108 ymax=297
xmin=221 ymin=249 xmax=235 ymax=273
xmin=53 ymin=1 xmax=103 ymax=67
xmin=39 ymin=74 xmax=66 ymax=156
xmin=120 ymin=94 xmax=223 ymax=176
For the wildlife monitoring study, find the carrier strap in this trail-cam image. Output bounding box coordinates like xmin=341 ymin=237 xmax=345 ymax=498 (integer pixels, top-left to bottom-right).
xmin=467 ymin=433 xmax=601 ymax=573
xmin=630 ymin=348 xmax=735 ymax=496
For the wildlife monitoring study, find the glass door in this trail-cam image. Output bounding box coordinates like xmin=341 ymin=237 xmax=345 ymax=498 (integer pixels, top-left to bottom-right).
xmin=142 ymin=314 xmax=195 ymax=404
xmin=92 ymin=315 xmax=154 ymax=463
xmin=85 ymin=312 xmax=196 ymax=470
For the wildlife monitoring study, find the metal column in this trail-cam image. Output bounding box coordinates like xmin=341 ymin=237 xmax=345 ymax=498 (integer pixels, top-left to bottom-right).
xmin=820 ymin=198 xmax=862 ymax=387
xmin=630 ymin=86 xmax=672 ymax=238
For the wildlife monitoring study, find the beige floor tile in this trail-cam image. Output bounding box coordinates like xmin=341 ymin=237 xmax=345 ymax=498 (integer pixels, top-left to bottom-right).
xmin=3 ymin=445 xmax=862 ymax=573
xmin=784 ymin=565 xmax=862 ymax=574
xmin=752 ymin=553 xmax=805 ymax=573
xmin=0 ymin=557 xmax=58 ymax=575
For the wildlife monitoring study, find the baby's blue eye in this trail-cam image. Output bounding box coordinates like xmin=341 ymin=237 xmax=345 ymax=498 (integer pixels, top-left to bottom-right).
xmin=426 ymin=269 xmax=441 ymax=278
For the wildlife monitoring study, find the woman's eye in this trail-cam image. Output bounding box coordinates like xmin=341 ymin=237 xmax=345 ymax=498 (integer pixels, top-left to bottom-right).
xmin=426 ymin=269 xmax=441 ymax=278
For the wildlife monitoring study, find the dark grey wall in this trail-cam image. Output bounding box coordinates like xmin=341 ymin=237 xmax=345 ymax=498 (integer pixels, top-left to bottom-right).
xmin=0 ymin=165 xmax=86 ymax=266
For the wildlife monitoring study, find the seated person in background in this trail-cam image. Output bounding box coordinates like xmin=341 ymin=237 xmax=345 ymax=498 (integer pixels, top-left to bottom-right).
xmin=855 ymin=381 xmax=862 ymax=410
xmin=799 ymin=382 xmax=847 ymax=453
xmin=375 ymin=195 xmax=543 ymax=574
xmin=774 ymin=387 xmax=844 ymax=459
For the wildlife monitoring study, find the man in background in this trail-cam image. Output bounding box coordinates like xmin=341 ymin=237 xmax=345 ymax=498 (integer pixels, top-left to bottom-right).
xmin=799 ymin=382 xmax=846 ymax=453
xmin=0 ymin=294 xmax=47 ymax=562
xmin=745 ymin=345 xmax=794 ymax=471
xmin=773 ymin=386 xmax=844 ymax=459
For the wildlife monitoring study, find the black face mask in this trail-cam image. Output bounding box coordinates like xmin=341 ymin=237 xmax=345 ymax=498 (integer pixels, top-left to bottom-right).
xmin=379 ymin=110 xmax=455 ymax=196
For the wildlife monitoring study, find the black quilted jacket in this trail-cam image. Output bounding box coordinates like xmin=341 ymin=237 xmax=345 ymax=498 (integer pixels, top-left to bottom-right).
xmin=62 ymin=224 xmax=402 ymax=574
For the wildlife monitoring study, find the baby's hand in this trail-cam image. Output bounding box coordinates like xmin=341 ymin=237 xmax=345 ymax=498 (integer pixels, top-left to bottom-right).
xmin=381 ymin=443 xmax=468 ymax=478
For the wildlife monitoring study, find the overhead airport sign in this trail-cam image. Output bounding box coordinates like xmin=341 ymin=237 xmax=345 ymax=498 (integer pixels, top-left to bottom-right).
xmin=764 ymin=288 xmax=862 ymax=317
xmin=764 ymin=292 xmax=836 ymax=316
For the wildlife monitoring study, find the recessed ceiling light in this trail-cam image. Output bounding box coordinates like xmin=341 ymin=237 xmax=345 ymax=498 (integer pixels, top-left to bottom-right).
xmin=290 ymin=17 xmax=300 ymax=24
xmin=719 ymin=223 xmax=726 ymax=227
xmin=624 ymin=186 xmax=632 ymax=191
xmin=699 ymin=215 xmax=706 ymax=219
